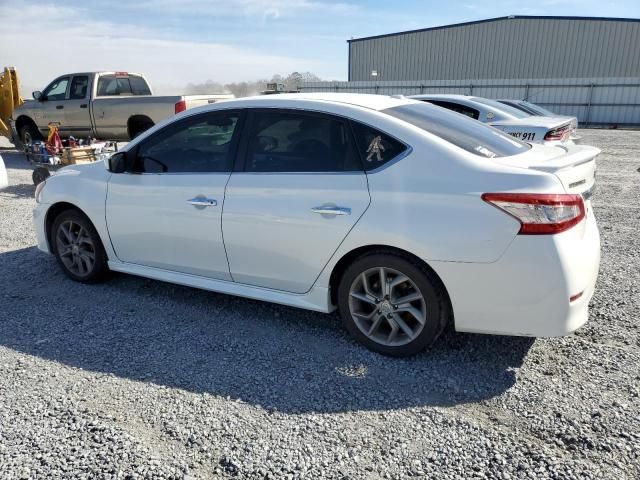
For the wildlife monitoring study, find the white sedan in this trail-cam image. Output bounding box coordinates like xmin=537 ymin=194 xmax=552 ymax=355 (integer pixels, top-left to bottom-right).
xmin=410 ymin=94 xmax=578 ymax=145
xmin=32 ymin=93 xmax=601 ymax=356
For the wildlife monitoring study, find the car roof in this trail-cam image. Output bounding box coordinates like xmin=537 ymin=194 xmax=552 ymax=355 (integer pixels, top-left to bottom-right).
xmin=217 ymin=92 xmax=417 ymax=111
xmin=410 ymin=94 xmax=473 ymax=101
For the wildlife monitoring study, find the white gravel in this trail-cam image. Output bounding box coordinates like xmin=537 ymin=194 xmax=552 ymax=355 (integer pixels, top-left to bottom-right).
xmin=0 ymin=130 xmax=638 ymax=479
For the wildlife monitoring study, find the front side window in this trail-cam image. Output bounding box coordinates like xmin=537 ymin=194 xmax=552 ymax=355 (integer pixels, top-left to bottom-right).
xmin=133 ymin=111 xmax=240 ymax=173
xmin=43 ymin=77 xmax=70 ymax=101
xmin=384 ymin=102 xmax=530 ymax=158
xmin=244 ymin=110 xmax=361 ymax=172
xmin=69 ymin=76 xmax=89 ymax=100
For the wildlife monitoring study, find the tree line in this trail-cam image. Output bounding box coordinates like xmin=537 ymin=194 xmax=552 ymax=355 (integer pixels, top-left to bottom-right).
xmin=184 ymin=72 xmax=322 ymax=97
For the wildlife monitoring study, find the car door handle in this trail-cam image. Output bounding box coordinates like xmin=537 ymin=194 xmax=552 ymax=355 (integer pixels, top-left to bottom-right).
xmin=80 ymin=104 xmax=88 ymax=109
xmin=56 ymin=105 xmax=64 ymax=110
xmin=311 ymin=206 xmax=351 ymax=216
xmin=187 ymin=197 xmax=217 ymax=207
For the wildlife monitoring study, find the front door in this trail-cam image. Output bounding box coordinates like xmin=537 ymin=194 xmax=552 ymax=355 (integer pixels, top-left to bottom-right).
xmin=106 ymin=110 xmax=243 ymax=280
xmin=31 ymin=75 xmax=70 ymax=135
xmin=223 ymin=109 xmax=371 ymax=294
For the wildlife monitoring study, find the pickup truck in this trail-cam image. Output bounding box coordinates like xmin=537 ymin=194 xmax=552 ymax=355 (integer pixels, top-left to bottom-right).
xmin=10 ymin=71 xmax=233 ymax=144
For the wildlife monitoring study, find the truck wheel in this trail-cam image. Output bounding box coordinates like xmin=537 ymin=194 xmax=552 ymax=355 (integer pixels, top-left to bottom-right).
xmin=20 ymin=123 xmax=43 ymax=146
xmin=32 ymin=167 xmax=50 ymax=185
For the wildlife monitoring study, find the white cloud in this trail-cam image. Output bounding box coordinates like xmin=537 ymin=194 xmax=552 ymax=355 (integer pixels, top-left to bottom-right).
xmin=130 ymin=0 xmax=359 ymax=19
xmin=0 ymin=0 xmax=340 ymax=96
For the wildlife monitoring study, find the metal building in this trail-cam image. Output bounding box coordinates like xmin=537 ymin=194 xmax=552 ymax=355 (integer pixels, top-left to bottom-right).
xmin=302 ymin=16 xmax=640 ymax=125
xmin=347 ymin=16 xmax=640 ymax=82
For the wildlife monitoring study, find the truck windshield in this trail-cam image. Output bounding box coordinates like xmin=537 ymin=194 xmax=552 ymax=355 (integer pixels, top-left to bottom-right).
xmin=383 ymin=102 xmax=530 ymax=158
xmin=97 ymin=75 xmax=151 ymax=96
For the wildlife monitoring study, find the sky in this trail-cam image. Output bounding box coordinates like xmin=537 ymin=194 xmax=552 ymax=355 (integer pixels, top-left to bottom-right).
xmin=1 ymin=0 xmax=639 ymax=95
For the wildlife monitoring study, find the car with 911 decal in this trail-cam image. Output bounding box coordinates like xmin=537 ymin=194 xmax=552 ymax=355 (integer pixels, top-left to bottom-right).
xmin=32 ymin=93 xmax=601 ymax=357
xmin=410 ymin=94 xmax=578 ymax=145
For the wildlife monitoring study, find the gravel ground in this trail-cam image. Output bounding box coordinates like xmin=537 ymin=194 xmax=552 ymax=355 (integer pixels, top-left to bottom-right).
xmin=0 ymin=130 xmax=638 ymax=479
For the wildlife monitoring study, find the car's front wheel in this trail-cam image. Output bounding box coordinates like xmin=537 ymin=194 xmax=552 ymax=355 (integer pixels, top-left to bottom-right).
xmin=52 ymin=210 xmax=109 ymax=283
xmin=338 ymin=252 xmax=449 ymax=357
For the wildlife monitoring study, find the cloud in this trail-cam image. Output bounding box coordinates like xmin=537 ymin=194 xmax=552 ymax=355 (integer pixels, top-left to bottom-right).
xmin=0 ymin=0 xmax=336 ymax=96
xmin=130 ymin=0 xmax=359 ymax=19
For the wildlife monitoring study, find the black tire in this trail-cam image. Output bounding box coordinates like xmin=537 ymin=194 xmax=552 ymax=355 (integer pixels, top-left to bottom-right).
xmin=337 ymin=251 xmax=450 ymax=357
xmin=129 ymin=118 xmax=154 ymax=139
xmin=32 ymin=167 xmax=50 ymax=185
xmin=19 ymin=123 xmax=43 ymax=146
xmin=51 ymin=209 xmax=110 ymax=283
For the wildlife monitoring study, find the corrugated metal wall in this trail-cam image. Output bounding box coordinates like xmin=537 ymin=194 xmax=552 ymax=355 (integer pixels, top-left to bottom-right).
xmin=300 ymin=77 xmax=640 ymax=125
xmin=348 ymin=17 xmax=640 ymax=81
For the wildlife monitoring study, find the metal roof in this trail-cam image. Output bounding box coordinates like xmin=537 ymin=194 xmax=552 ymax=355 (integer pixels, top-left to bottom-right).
xmin=348 ymin=15 xmax=640 ymax=43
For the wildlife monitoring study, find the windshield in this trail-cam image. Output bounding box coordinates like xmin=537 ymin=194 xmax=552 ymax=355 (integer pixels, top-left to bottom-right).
xmin=470 ymin=97 xmax=531 ymax=119
xmin=384 ymin=103 xmax=530 ymax=158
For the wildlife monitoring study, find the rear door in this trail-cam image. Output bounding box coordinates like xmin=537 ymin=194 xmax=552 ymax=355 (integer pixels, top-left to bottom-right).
xmin=222 ymin=108 xmax=370 ymax=293
xmin=63 ymin=74 xmax=92 ymax=138
xmin=106 ymin=109 xmax=243 ymax=279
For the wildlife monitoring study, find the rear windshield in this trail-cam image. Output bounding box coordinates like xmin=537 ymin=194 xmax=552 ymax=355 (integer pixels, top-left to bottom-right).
xmin=470 ymin=97 xmax=530 ymax=119
xmin=520 ymin=101 xmax=556 ymax=117
xmin=383 ymin=103 xmax=530 ymax=158
xmin=97 ymin=74 xmax=151 ymax=96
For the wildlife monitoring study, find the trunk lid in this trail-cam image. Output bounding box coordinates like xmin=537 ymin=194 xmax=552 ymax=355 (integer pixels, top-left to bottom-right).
xmin=493 ymin=143 xmax=599 ymax=199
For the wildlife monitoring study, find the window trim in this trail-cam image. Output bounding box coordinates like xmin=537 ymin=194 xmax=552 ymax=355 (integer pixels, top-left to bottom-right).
xmin=125 ymin=109 xmax=246 ymax=175
xmin=237 ymin=107 xmax=369 ymax=174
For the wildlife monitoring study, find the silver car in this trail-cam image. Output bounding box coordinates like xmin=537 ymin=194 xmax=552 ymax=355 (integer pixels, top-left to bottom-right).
xmin=410 ymin=94 xmax=577 ymax=145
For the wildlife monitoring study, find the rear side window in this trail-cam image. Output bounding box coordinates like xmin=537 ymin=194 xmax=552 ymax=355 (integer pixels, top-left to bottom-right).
xmin=384 ymin=103 xmax=530 ymax=158
xmin=69 ymin=76 xmax=89 ymax=100
xmin=428 ymin=100 xmax=479 ymax=120
xmin=244 ymin=110 xmax=362 ymax=172
xmin=350 ymin=121 xmax=407 ymax=170
xmin=133 ymin=111 xmax=240 ymax=173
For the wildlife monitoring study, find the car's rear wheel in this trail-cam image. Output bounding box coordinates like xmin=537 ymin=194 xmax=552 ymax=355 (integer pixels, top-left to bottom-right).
xmin=337 ymin=252 xmax=449 ymax=357
xmin=52 ymin=210 xmax=109 ymax=283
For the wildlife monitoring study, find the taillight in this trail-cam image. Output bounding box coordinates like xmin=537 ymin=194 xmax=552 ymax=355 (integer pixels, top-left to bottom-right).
xmin=482 ymin=193 xmax=585 ymax=235
xmin=544 ymin=125 xmax=570 ymax=141
xmin=174 ymin=100 xmax=186 ymax=114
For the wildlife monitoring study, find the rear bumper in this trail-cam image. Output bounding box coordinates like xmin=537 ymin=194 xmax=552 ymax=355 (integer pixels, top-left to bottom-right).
xmin=431 ymin=208 xmax=600 ymax=337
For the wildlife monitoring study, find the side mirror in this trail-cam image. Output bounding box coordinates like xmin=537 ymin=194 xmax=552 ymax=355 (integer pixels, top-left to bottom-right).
xmin=32 ymin=91 xmax=43 ymax=101
xmin=106 ymin=152 xmax=127 ymax=173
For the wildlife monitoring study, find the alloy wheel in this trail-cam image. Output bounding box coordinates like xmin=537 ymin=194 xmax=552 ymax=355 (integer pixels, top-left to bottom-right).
xmin=348 ymin=267 xmax=427 ymax=347
xmin=55 ymin=220 xmax=96 ymax=277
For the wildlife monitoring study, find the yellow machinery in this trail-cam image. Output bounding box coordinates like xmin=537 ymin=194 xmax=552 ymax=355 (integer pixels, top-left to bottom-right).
xmin=0 ymin=67 xmax=23 ymax=141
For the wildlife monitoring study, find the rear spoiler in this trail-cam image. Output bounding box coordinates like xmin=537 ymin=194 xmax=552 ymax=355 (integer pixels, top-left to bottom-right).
xmin=528 ymin=145 xmax=600 ymax=173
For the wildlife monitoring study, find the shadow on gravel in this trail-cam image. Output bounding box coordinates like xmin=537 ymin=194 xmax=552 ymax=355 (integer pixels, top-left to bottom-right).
xmin=0 ymin=246 xmax=534 ymax=414
xmin=1 ymin=150 xmax=33 ymax=171
xmin=0 ymin=183 xmax=35 ymax=198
